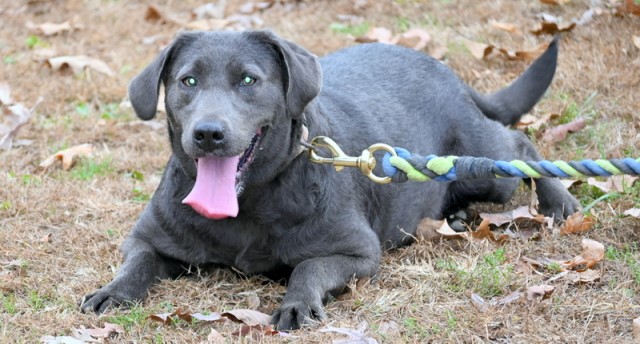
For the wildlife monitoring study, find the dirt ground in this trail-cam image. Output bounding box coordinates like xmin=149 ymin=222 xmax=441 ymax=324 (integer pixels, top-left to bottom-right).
xmin=1 ymin=0 xmax=639 ymax=343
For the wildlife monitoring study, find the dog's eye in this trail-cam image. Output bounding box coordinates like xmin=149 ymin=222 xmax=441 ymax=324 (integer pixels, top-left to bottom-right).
xmin=241 ymin=76 xmax=256 ymax=86
xmin=182 ymin=77 xmax=198 ymax=87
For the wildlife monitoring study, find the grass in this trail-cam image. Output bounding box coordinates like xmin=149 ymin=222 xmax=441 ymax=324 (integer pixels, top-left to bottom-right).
xmin=329 ymin=21 xmax=370 ymax=36
xmin=435 ymin=248 xmax=515 ymax=298
xmin=69 ymin=158 xmax=113 ymax=180
xmin=606 ymin=244 xmax=640 ymax=284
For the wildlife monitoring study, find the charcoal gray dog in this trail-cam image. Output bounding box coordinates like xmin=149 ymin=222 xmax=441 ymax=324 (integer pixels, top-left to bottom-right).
xmin=80 ymin=30 xmax=579 ymax=330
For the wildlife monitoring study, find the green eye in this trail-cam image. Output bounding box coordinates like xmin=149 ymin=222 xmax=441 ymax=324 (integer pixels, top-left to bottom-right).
xmin=182 ymin=77 xmax=197 ymax=87
xmin=241 ymin=76 xmax=256 ymax=86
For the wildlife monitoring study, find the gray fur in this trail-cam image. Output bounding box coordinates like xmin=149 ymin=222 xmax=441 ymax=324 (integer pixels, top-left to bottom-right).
xmin=80 ymin=30 xmax=579 ymax=330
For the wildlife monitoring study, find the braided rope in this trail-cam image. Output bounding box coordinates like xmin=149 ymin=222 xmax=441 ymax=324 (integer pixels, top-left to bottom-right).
xmin=381 ymin=149 xmax=640 ymax=183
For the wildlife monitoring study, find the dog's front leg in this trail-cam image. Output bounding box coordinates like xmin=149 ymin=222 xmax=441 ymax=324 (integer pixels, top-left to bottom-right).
xmin=271 ymin=254 xmax=379 ymax=331
xmin=80 ymin=236 xmax=182 ymax=314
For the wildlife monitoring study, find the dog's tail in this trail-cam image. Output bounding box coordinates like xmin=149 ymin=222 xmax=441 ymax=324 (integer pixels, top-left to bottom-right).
xmin=468 ymin=36 xmax=559 ymax=126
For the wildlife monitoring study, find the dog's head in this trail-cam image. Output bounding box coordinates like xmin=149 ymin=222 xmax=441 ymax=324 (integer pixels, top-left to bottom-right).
xmin=128 ymin=30 xmax=321 ymax=219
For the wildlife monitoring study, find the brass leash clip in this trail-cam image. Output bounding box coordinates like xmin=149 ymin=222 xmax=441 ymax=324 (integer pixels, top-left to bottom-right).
xmin=307 ymin=136 xmax=397 ymax=184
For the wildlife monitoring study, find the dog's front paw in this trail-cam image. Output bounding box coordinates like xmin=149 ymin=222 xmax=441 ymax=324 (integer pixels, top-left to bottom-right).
xmin=271 ymin=300 xmax=326 ymax=331
xmin=537 ymin=181 xmax=581 ymax=220
xmin=79 ymin=284 xmax=140 ymax=314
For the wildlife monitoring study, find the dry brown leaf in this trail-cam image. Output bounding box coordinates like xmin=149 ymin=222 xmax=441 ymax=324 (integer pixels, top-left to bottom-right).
xmin=46 ymin=55 xmax=115 ymax=77
xmin=563 ymin=238 xmax=605 ymax=271
xmin=479 ymin=206 xmax=539 ymax=227
xmin=145 ymin=5 xmax=185 ymax=26
xmin=531 ymin=21 xmax=576 ymax=35
xmin=356 ymin=27 xmax=395 ymax=44
xmin=436 ymin=220 xmax=469 ymax=239
xmin=489 ymin=20 xmax=519 ymax=33
xmin=231 ymin=324 xmax=287 ymax=339
xmin=542 ymin=117 xmax=586 ymax=143
xmin=560 ymin=212 xmax=595 ymax=236
xmin=39 ymin=143 xmax=94 ymax=170
xmin=470 ymin=218 xmax=496 ymax=242
xmin=416 ymin=217 xmax=445 ymax=241
xmin=221 ymin=309 xmax=272 ymax=326
xmin=396 ymin=28 xmax=431 ymax=50
xmin=149 ymin=309 xmax=223 ymax=325
xmin=73 ymin=323 xmax=124 ymax=341
xmin=1 ymin=92 xmax=41 ymax=150
xmin=540 ymin=0 xmax=571 ymax=4
xmin=320 ymin=321 xmax=378 ymax=344
xmin=25 ymin=19 xmax=83 ymax=36
xmin=634 ymin=36 xmax=640 ymax=49
xmin=618 ymin=0 xmax=640 ymax=15
xmin=516 ymin=112 xmax=559 ymax=131
xmin=560 ymin=179 xmax=581 ymax=190
xmin=428 ymin=45 xmax=448 ymax=60
xmin=633 ymin=317 xmax=640 ymax=342
xmin=623 ymin=208 xmax=640 ymax=218
xmin=192 ymin=2 xmax=227 ymax=20
xmin=568 ymin=269 xmax=601 ymax=284
xmin=201 ymin=328 xmax=226 ymax=344
xmin=587 ymin=175 xmax=638 ymax=193
xmin=0 ymin=82 xmax=12 ymax=105
xmin=465 ymin=40 xmax=549 ymax=61
xmin=526 ymin=284 xmax=554 ymax=302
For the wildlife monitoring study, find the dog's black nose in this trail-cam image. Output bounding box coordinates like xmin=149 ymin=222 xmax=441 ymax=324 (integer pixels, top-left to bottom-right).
xmin=194 ymin=122 xmax=226 ymax=151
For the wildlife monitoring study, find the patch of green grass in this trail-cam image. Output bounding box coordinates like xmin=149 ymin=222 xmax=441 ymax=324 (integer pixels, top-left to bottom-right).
xmin=131 ymin=186 xmax=151 ymax=202
xmin=2 ymin=293 xmax=17 ymax=315
xmin=435 ymin=248 xmax=514 ymax=298
xmin=605 ymin=244 xmax=640 ymax=284
xmin=100 ymin=102 xmax=125 ymax=120
xmin=25 ymin=35 xmax=47 ymax=49
xmin=74 ymin=102 xmax=91 ymax=118
xmin=396 ymin=17 xmax=412 ymax=32
xmin=128 ymin=170 xmax=144 ymax=182
xmin=0 ymin=200 xmax=11 ymax=211
xmin=104 ymin=303 xmax=150 ymax=331
xmin=70 ymin=158 xmax=113 ymax=180
xmin=546 ymin=262 xmax=563 ymax=274
xmin=329 ymin=21 xmax=370 ymax=36
xmin=402 ymin=317 xmax=429 ymax=339
xmin=556 ymin=91 xmax=598 ymax=125
xmin=3 ymin=55 xmax=16 ymax=65
xmin=28 ymin=290 xmax=46 ymax=311
xmin=21 ymin=174 xmax=41 ymax=186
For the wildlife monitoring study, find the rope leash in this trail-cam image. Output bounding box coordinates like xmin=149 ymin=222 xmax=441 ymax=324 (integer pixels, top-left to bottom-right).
xmin=304 ymin=136 xmax=640 ymax=184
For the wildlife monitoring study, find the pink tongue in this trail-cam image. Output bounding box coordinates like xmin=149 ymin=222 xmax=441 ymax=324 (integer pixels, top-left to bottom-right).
xmin=182 ymin=156 xmax=241 ymax=220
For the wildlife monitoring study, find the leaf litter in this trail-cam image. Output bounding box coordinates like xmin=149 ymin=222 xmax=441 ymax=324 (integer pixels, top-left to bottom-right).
xmin=39 ymin=143 xmax=94 ymax=170
xmin=0 ymin=82 xmax=41 ymax=150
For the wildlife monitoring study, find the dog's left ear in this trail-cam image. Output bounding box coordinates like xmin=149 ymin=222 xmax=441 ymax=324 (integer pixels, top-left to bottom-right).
xmin=248 ymin=31 xmax=322 ymax=118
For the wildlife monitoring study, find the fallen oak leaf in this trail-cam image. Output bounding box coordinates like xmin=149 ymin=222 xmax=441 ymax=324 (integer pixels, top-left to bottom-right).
xmin=531 ymin=21 xmax=576 ymax=35
xmin=618 ymin=0 xmax=640 ymax=16
xmin=560 ymin=212 xmax=595 ymax=236
xmin=149 ymin=309 xmax=223 ymax=325
xmin=1 ymin=96 xmax=42 ymax=150
xmin=634 ymin=317 xmax=640 ymax=342
xmin=0 ymin=82 xmax=12 ymax=105
xmin=144 ymin=4 xmax=186 ymax=26
xmin=395 ymin=28 xmax=431 ymax=51
xmin=470 ymin=218 xmax=496 ymax=242
xmin=568 ymin=269 xmax=601 ymax=284
xmin=526 ymin=284 xmax=554 ymax=302
xmin=221 ymin=309 xmax=271 ymax=326
xmin=201 ymin=328 xmax=225 ymax=344
xmin=587 ymin=175 xmax=638 ymax=193
xmin=623 ymin=208 xmax=640 ymax=218
xmin=320 ymin=321 xmax=379 ymax=344
xmin=563 ymin=238 xmax=605 ymax=271
xmin=541 ymin=117 xmax=586 ymax=143
xmin=25 ymin=19 xmax=83 ymax=36
xmin=46 ymin=56 xmax=115 ymax=77
xmin=464 ymin=40 xmax=549 ymax=61
xmin=39 ymin=143 xmax=94 ymax=170
xmin=73 ymin=322 xmax=124 ymax=341
xmin=489 ymin=20 xmax=520 ymax=33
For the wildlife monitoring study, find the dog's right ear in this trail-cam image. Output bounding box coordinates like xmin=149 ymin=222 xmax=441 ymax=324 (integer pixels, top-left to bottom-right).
xmin=128 ymin=33 xmax=200 ymax=120
xmin=128 ymin=46 xmax=173 ymax=121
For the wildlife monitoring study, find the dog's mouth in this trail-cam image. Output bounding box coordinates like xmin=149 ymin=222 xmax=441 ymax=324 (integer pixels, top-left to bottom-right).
xmin=182 ymin=127 xmax=266 ymax=220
